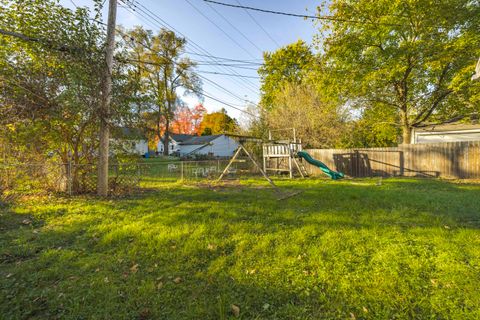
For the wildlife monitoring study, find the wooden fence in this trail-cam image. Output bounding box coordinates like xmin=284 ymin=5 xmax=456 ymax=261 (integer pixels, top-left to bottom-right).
xmin=305 ymin=141 xmax=480 ymax=179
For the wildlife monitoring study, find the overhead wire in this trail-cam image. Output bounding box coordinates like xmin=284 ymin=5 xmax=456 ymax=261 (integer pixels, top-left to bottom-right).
xmin=235 ymin=0 xmax=280 ymax=48
xmin=0 ymin=23 xmax=259 ymax=119
xmin=118 ymin=0 xmax=262 ymax=118
xmin=114 ymin=28 xmax=259 ymax=117
xmin=184 ymin=0 xmax=259 ymax=59
xmin=204 ymin=0 xmax=264 ymax=54
xmin=5 ymin=0 xmax=261 ymax=118
xmin=123 ymin=58 xmax=259 ymax=78
xmin=203 ymin=0 xmax=402 ymax=26
xmin=121 ymin=0 xmax=260 ymax=93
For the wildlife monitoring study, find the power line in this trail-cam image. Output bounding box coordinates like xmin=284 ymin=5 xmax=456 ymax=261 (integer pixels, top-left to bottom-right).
xmin=119 ymin=0 xmax=261 ymax=103
xmin=114 ymin=29 xmax=258 ymax=117
xmin=235 ymin=0 xmax=280 ymax=48
xmin=193 ymin=59 xmax=262 ymax=65
xmin=185 ymin=51 xmax=262 ymax=63
xmin=190 ymin=88 xmax=255 ymax=117
xmin=0 ymin=76 xmax=50 ymax=104
xmin=197 ymin=70 xmax=259 ymax=79
xmin=204 ymin=1 xmax=264 ymax=53
xmin=194 ymin=63 xmax=259 ymax=70
xmin=2 ymin=25 xmax=258 ymax=118
xmin=133 ymin=0 xmax=260 ymax=91
xmin=184 ymin=0 xmax=258 ymax=59
xmin=115 ymin=26 xmax=254 ymax=106
xmin=203 ymin=0 xmax=401 ymax=26
xmin=5 ymin=0 xmax=261 ymax=118
xmin=122 ymin=58 xmax=259 ymax=78
xmin=120 ymin=0 xmax=260 ymax=94
xmin=122 ymin=55 xmax=256 ymax=117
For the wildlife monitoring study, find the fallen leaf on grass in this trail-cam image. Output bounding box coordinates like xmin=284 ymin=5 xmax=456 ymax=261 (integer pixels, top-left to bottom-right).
xmin=231 ymin=304 xmax=240 ymax=317
xmin=139 ymin=308 xmax=151 ymax=320
xmin=173 ymin=277 xmax=182 ymax=284
xmin=130 ymin=264 xmax=139 ymax=273
xmin=21 ymin=219 xmax=31 ymax=225
xmin=157 ymin=281 xmax=164 ymax=290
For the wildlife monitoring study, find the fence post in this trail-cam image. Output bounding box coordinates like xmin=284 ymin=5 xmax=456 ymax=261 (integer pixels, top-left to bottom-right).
xmin=67 ymin=160 xmax=72 ymax=196
xmin=180 ymin=161 xmax=184 ymax=180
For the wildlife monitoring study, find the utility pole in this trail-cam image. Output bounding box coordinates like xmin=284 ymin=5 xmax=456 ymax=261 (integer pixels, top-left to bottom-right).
xmin=97 ymin=0 xmax=117 ymax=196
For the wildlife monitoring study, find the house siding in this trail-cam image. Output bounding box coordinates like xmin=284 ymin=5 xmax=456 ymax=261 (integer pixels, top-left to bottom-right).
xmin=412 ymin=129 xmax=480 ymax=144
xmin=180 ymin=135 xmax=238 ymax=157
xmin=111 ymin=139 xmax=148 ymax=155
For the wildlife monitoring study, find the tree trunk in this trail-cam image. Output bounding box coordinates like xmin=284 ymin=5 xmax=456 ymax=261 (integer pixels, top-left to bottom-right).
xmin=163 ymin=118 xmax=170 ymax=156
xmin=156 ymin=111 xmax=162 ymax=154
xmin=402 ymin=126 xmax=412 ymax=144
xmin=399 ymin=108 xmax=412 ymax=144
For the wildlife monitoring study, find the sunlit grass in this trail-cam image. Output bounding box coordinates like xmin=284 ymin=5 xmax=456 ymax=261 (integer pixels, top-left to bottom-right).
xmin=1 ymin=178 xmax=480 ymax=319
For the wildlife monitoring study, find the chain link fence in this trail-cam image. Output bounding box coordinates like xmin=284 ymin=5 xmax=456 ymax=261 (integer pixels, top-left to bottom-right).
xmin=0 ymin=158 xmax=262 ymax=197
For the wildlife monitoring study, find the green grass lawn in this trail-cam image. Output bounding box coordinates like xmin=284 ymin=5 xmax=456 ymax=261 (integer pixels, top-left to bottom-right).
xmin=1 ymin=178 xmax=480 ymax=319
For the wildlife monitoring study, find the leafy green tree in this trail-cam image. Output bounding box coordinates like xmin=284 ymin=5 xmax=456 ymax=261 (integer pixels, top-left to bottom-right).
xmin=123 ymin=27 xmax=201 ymax=155
xmin=317 ymin=0 xmax=480 ymax=144
xmin=267 ymin=82 xmax=348 ymax=148
xmin=0 ymin=0 xmax=142 ymax=191
xmin=199 ymin=109 xmax=238 ymax=135
xmin=345 ymin=104 xmax=400 ymax=147
xmin=258 ymin=40 xmax=316 ymax=110
xmin=0 ymin=0 xmax=104 ymax=170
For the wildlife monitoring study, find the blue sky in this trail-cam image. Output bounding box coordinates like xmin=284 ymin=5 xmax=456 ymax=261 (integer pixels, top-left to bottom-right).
xmin=60 ymin=0 xmax=320 ymax=120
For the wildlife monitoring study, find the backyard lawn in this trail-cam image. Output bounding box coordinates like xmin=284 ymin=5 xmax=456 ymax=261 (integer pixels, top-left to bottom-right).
xmin=1 ymin=178 xmax=480 ymax=319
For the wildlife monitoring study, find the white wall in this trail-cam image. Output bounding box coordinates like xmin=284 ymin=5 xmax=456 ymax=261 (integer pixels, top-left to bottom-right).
xmin=157 ymin=140 xmax=178 ymax=155
xmin=413 ymin=130 xmax=480 ymax=144
xmin=179 ymin=135 xmax=238 ymax=157
xmin=179 ymin=144 xmax=202 ymax=156
xmin=111 ymin=139 xmax=148 ymax=155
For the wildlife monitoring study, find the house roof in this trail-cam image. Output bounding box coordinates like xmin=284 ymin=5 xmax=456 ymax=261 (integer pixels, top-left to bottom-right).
xmin=171 ymin=134 xmax=196 ymax=142
xmin=160 ymin=134 xmax=196 ymax=144
xmin=413 ymin=123 xmax=480 ymax=133
xmin=180 ymin=134 xmax=223 ymax=145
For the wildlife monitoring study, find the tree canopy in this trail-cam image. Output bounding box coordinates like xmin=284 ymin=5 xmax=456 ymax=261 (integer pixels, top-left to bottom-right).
xmin=258 ymin=40 xmax=316 ymax=110
xmin=199 ymin=109 xmax=238 ymax=135
xmin=317 ymin=0 xmax=480 ymax=143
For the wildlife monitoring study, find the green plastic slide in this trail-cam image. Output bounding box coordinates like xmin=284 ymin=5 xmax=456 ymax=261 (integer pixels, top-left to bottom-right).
xmin=297 ymin=151 xmax=344 ymax=180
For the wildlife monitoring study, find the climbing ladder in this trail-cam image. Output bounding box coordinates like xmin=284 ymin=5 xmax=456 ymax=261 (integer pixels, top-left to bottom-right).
xmin=292 ymin=156 xmax=309 ymax=178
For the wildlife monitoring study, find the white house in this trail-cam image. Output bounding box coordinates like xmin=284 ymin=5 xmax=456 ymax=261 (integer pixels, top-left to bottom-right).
xmin=411 ymin=123 xmax=480 ymax=144
xmin=111 ymin=127 xmax=149 ymax=156
xmin=179 ymin=134 xmax=239 ymax=158
xmin=157 ymin=134 xmax=195 ymax=155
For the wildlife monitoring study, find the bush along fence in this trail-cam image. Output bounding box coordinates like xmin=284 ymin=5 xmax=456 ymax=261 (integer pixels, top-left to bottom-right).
xmin=305 ymin=141 xmax=480 ymax=179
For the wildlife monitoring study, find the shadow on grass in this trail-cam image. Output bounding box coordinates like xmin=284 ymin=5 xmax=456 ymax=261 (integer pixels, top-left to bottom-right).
xmin=1 ymin=178 xmax=480 ymax=319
